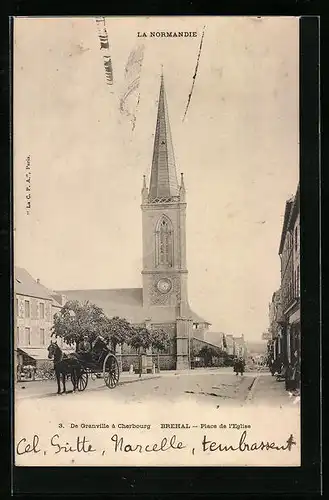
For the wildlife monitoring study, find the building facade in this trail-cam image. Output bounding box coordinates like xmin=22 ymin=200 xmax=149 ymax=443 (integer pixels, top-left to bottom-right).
xmin=225 ymin=334 xmax=236 ymax=357
xmin=278 ymin=184 xmax=300 ymax=367
xmin=233 ymin=335 xmax=247 ymax=359
xmin=57 ymin=75 xmax=209 ymax=370
xmin=14 ymin=267 xmax=69 ymax=374
xmin=268 ymin=289 xmax=284 ymax=361
xmin=289 ymin=188 xmax=300 ymax=363
xmin=268 ymin=183 xmax=300 ymax=377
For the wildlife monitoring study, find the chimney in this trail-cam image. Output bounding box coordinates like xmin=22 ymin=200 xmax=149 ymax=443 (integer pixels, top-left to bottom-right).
xmin=37 ymin=279 xmax=40 ymax=284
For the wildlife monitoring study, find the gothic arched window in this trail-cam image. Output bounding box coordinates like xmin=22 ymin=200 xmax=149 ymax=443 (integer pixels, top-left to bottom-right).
xmin=155 ymin=216 xmax=173 ymax=267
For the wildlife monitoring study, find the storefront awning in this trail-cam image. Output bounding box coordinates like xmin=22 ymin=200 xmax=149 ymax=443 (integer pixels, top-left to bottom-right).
xmin=17 ymin=348 xmax=50 ymax=361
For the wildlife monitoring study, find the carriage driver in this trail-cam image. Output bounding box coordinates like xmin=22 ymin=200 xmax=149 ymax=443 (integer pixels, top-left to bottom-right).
xmin=77 ymin=335 xmax=92 ymax=362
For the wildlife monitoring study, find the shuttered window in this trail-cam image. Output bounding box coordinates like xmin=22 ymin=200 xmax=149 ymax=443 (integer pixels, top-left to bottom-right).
xmin=25 ymin=327 xmax=31 ymax=345
xmin=40 ymin=328 xmax=45 ymax=345
xmin=24 ymin=300 xmax=30 ymax=318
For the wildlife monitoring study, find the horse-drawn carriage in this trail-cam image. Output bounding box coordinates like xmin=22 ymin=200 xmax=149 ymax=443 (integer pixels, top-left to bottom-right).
xmin=47 ymin=336 xmax=120 ymax=394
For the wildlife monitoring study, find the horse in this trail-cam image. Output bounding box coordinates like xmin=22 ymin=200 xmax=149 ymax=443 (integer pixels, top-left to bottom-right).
xmin=47 ymin=341 xmax=81 ymax=394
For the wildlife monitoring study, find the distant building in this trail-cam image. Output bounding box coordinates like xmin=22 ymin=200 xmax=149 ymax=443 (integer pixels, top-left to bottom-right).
xmin=225 ymin=334 xmax=235 ymax=356
xmin=14 ymin=267 xmax=69 ymax=374
xmin=233 ymin=335 xmax=247 ymax=359
xmin=245 ymin=341 xmax=268 ymax=355
xmin=204 ymin=331 xmax=227 ymax=351
xmin=268 ymin=289 xmax=284 ymax=361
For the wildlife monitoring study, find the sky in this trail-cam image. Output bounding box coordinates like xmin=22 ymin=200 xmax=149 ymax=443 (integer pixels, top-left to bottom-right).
xmin=14 ymin=16 xmax=299 ymax=342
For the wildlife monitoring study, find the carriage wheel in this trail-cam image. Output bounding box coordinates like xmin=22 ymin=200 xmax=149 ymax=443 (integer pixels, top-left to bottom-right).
xmin=103 ymin=354 xmax=120 ymax=389
xmin=77 ymin=370 xmax=88 ymax=391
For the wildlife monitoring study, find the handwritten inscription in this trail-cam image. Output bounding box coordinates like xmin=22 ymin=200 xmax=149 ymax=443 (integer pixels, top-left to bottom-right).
xmin=111 ymin=433 xmax=185 ymax=453
xmin=202 ymin=431 xmax=296 ymax=453
xmin=50 ymin=434 xmax=97 ymax=454
xmin=16 ymin=435 xmax=40 ymax=455
xmin=16 ymin=431 xmax=297 ymax=458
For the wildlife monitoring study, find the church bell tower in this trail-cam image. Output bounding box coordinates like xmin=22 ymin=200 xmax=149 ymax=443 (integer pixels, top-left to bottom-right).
xmin=141 ymin=73 xmax=192 ymax=370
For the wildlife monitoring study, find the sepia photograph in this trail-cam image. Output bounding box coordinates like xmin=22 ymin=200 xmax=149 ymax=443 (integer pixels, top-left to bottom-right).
xmin=14 ymin=16 xmax=300 ymax=467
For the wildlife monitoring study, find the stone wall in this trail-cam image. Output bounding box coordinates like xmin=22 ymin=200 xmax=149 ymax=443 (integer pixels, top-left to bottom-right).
xmin=120 ymin=354 xmax=176 ymax=372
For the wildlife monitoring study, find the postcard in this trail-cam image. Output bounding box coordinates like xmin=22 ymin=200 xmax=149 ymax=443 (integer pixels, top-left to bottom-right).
xmin=14 ymin=16 xmax=300 ymax=467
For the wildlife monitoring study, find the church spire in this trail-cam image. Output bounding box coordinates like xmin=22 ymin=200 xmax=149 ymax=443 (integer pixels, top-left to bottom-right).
xmin=148 ymin=73 xmax=179 ymax=200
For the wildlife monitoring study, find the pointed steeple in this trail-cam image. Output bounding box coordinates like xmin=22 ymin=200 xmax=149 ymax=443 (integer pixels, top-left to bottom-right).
xmin=148 ymin=73 xmax=179 ymax=200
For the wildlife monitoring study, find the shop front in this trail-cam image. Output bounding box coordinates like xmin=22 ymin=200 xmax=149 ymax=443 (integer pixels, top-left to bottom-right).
xmin=16 ymin=347 xmax=51 ymax=381
xmin=289 ymin=308 xmax=300 ymax=362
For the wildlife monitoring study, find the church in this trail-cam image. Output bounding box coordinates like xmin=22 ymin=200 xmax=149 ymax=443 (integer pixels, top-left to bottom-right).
xmin=57 ymin=75 xmax=210 ymax=370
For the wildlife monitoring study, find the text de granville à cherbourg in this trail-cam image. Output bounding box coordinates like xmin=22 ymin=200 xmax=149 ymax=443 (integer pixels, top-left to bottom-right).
xmin=17 ymin=422 xmax=297 ymax=457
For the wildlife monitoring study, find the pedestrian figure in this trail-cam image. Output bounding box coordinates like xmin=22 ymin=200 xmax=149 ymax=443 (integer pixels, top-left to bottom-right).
xmin=233 ymin=358 xmax=245 ymax=376
xmin=92 ymin=335 xmax=108 ymax=364
xmin=287 ymin=350 xmax=300 ymax=395
xmin=77 ymin=335 xmax=92 ymax=364
xmin=17 ymin=363 xmax=22 ymax=382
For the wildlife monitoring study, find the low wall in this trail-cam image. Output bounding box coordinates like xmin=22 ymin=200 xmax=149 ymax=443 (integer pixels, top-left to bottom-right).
xmin=119 ymin=354 xmax=176 ymax=372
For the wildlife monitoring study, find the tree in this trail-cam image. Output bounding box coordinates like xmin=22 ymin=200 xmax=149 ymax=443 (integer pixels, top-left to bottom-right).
xmin=103 ymin=316 xmax=134 ymax=352
xmin=196 ymin=345 xmax=228 ymax=367
xmin=148 ymin=328 xmax=170 ymax=373
xmin=198 ymin=346 xmax=217 ymax=367
xmin=52 ymin=300 xmax=109 ymax=349
xmin=128 ymin=326 xmax=170 ymax=377
xmin=150 ymin=328 xmax=170 ymax=352
xmin=128 ymin=327 xmax=152 ymax=377
xmin=52 ymin=301 xmax=133 ymax=352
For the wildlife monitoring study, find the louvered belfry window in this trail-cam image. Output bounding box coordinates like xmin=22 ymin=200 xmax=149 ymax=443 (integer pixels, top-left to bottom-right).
xmin=156 ymin=216 xmax=173 ymax=267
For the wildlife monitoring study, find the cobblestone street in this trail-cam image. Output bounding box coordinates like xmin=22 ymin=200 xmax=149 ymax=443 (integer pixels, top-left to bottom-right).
xmin=16 ymin=367 xmax=298 ymax=408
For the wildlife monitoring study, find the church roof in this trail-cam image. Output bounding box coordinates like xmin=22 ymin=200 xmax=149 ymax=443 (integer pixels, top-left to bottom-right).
xmin=56 ymin=288 xmax=145 ymax=324
xmin=56 ymin=287 xmax=208 ymax=326
xmin=148 ymin=74 xmax=179 ymax=200
xmin=191 ymin=311 xmax=211 ymax=325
